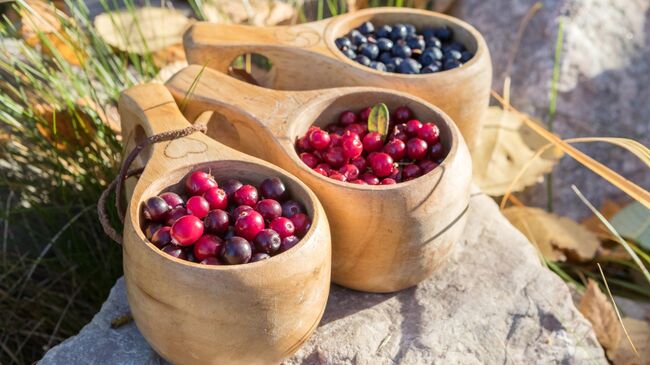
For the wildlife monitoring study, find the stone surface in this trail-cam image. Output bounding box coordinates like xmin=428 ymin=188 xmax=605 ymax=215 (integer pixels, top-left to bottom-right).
xmin=453 ymin=0 xmax=650 ymax=218
xmin=40 ymin=193 xmax=606 ymax=365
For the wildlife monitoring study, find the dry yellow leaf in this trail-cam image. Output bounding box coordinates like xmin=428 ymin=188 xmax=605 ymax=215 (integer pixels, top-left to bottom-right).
xmin=472 ymin=107 xmax=563 ymax=196
xmin=608 ymin=318 xmax=650 ymax=365
xmin=94 ymin=7 xmax=191 ymax=54
xmin=201 ymin=0 xmax=296 ymax=26
xmin=502 ymin=206 xmax=600 ymax=262
xmin=579 ymin=279 xmax=622 ymax=350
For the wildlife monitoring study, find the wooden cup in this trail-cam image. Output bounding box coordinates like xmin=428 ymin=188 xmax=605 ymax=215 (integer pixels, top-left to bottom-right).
xmin=118 ymin=83 xmax=331 ymax=365
xmin=165 ymin=65 xmax=472 ymax=293
xmin=183 ymin=7 xmax=492 ymax=151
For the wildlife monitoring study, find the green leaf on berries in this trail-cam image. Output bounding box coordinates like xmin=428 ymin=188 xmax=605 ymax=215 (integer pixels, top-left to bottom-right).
xmin=368 ymin=103 xmax=390 ymax=140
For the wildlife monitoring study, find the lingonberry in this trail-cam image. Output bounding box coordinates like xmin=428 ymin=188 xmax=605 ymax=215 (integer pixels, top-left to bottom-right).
xmin=418 ymin=160 xmax=438 ymax=174
xmin=204 ymin=209 xmax=230 ymax=235
xmin=363 ymin=132 xmax=384 ymax=152
xmin=362 ymin=172 xmax=380 ymax=185
xmin=393 ymin=130 xmax=409 ymax=142
xmin=165 ymin=206 xmax=187 ymax=226
xmin=186 ymin=171 xmax=217 ymax=196
xmin=278 ymin=235 xmax=300 ymax=253
xmin=340 ymin=111 xmax=357 ymax=125
xmin=342 ymin=136 xmax=363 ymax=159
xmin=351 ymin=179 xmax=368 ymax=184
xmin=269 ymin=217 xmax=295 ymax=238
xmin=351 ymin=156 xmax=367 ymax=172
xmin=162 ymin=244 xmax=187 ymax=260
xmin=345 ymin=123 xmax=366 ymax=137
xmin=316 ymin=163 xmax=333 ymax=175
xmin=313 ymin=167 xmax=329 ymax=176
xmin=186 ymin=196 xmax=210 ymax=219
xmin=221 ymin=237 xmax=252 ymax=265
xmin=256 ymin=199 xmax=282 ymax=221
xmin=394 ymin=106 xmax=413 ymax=123
xmin=329 ymin=172 xmax=347 ymax=181
xmin=402 ymin=164 xmax=423 ymax=181
xmin=380 ymin=178 xmax=397 ymax=185
xmin=323 ymin=146 xmax=348 ymax=169
xmin=220 ymin=179 xmax=243 ymax=199
xmin=329 ymin=133 xmax=342 ymax=147
xmin=296 ymin=135 xmax=313 ymax=152
xmin=144 ymin=222 xmax=163 ymax=240
xmin=233 ymin=184 xmax=259 ymax=207
xmin=429 ymin=142 xmax=445 ymax=159
xmin=171 ymin=215 xmax=204 ymax=246
xmin=388 ymin=166 xmax=402 ymax=182
xmin=308 ymin=129 xmax=331 ymax=150
xmin=232 ymin=205 xmax=253 ymax=220
xmin=150 ymin=226 xmax=172 ymax=248
xmin=250 ymin=253 xmax=271 ymax=262
xmin=369 ymin=152 xmax=394 ymax=177
xmin=406 ymin=138 xmax=428 ymax=160
xmin=300 ymin=152 xmax=320 ymax=169
xmin=382 ymin=138 xmax=406 ymax=160
xmin=359 ymin=107 xmax=372 ymax=122
xmin=200 ymin=257 xmax=221 ymax=265
xmin=405 ymin=119 xmax=423 ymax=136
xmin=281 ymin=200 xmax=303 ymax=218
xmin=234 ymin=210 xmax=265 ymax=241
xmin=159 ymin=192 xmax=184 ymax=208
xmin=193 ymin=234 xmax=224 ymax=260
xmin=143 ymin=196 xmax=170 ymax=222
xmin=417 ymin=123 xmax=440 ymax=144
xmin=259 ymin=177 xmax=287 ymax=201
xmin=253 ymin=229 xmax=281 ymax=254
xmin=339 ymin=164 xmax=360 ymax=180
xmin=203 ymin=187 xmax=228 ymax=210
xmin=290 ymin=213 xmax=312 ymax=237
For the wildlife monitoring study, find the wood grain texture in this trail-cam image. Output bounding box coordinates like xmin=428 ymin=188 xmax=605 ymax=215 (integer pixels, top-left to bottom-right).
xmin=118 ymin=84 xmax=331 ymax=365
xmin=183 ymin=7 xmax=492 ymax=150
xmin=165 ymin=65 xmax=472 ymax=293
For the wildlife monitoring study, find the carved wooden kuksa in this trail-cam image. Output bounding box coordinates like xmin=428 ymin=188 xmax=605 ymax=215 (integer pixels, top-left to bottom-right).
xmin=183 ymin=7 xmax=492 ymax=150
xmin=119 ymin=83 xmax=331 ymax=365
xmin=165 ymin=65 xmax=473 ymax=293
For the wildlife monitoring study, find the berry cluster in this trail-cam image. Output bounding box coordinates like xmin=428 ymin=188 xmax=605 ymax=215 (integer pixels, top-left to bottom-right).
xmin=335 ymin=21 xmax=473 ymax=74
xmin=295 ymin=105 xmax=447 ymax=184
xmin=141 ymin=172 xmax=312 ymax=265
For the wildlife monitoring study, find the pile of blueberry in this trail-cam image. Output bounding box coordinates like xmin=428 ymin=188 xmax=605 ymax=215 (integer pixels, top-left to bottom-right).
xmin=141 ymin=172 xmax=311 ymax=265
xmin=295 ymin=105 xmax=447 ymax=185
xmin=334 ymin=21 xmax=473 ymax=74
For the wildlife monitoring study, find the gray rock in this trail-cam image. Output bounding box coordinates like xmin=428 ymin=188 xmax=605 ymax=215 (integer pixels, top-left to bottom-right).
xmin=40 ymin=193 xmax=606 ymax=365
xmin=453 ymin=0 xmax=650 ymax=218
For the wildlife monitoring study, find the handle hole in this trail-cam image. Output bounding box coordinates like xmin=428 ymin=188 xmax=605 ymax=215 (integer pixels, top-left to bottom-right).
xmin=228 ymin=53 xmax=276 ymax=88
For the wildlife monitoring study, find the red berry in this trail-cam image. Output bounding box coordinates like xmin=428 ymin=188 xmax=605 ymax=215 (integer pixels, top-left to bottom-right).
xmin=150 ymin=226 xmax=172 ymax=248
xmin=362 ymin=132 xmax=383 ymax=152
xmin=185 ymin=171 xmax=217 ymax=196
xmin=171 ymin=215 xmax=204 ymax=246
xmin=143 ymin=196 xmax=170 ymax=222
xmin=388 ymin=166 xmax=402 ymax=182
xmin=329 ymin=172 xmax=347 ymax=182
xmin=250 ymin=253 xmax=271 ymax=262
xmin=394 ymin=130 xmax=409 ymax=142
xmin=316 ymin=163 xmax=333 ymax=175
xmin=204 ymin=209 xmax=230 ymax=235
xmin=144 ymin=222 xmax=163 ymax=240
xmin=345 ymin=123 xmax=366 ymax=137
xmin=339 ymin=164 xmax=360 ymax=180
xmin=313 ymin=167 xmax=329 ymax=176
xmin=429 ymin=142 xmax=445 ymax=160
xmin=193 ymin=234 xmax=224 ymax=260
xmin=418 ymin=123 xmax=440 ymax=144
xmin=269 ymin=217 xmax=295 ymax=238
xmin=221 ymin=179 xmax=243 ymax=199
xmin=324 ymin=146 xmax=348 ymax=169
xmin=380 ymin=178 xmax=397 ymax=185
xmin=165 ymin=206 xmax=187 ymax=226
xmin=418 ymin=160 xmax=438 ymax=174
xmin=159 ymin=192 xmax=184 ymax=208
xmin=200 ymin=257 xmax=221 ymax=265
xmin=278 ymin=235 xmax=300 ymax=253
xmin=350 ymin=179 xmax=368 ymax=184
xmin=233 ymin=184 xmax=259 ymax=207
xmin=402 ymin=164 xmax=423 ymax=181
xmin=162 ymin=244 xmax=187 ymax=260
xmin=325 ymin=123 xmax=339 ymax=133
xmin=256 ymin=199 xmax=282 ymax=221
xmin=290 ymin=213 xmax=311 ymax=237
xmin=405 ymin=119 xmax=423 ymax=136
xmin=394 ymin=106 xmax=413 ymax=123
xmin=350 ymin=156 xmax=367 ymax=172
xmin=339 ymin=111 xmax=358 ymax=125
xmin=342 ymin=136 xmax=363 ymax=159
xmin=203 ymin=187 xmax=228 ymax=210
xmin=281 ymin=200 xmax=303 ymax=218
xmin=406 ymin=138 xmax=428 ymax=160
xmin=253 ymin=229 xmax=281 ymax=254
xmin=358 ymin=107 xmax=372 ymax=122
xmin=234 ymin=210 xmax=265 ymax=241
xmin=329 ymin=134 xmax=342 ymax=147
xmin=232 ymin=205 xmax=253 ymax=220
xmin=259 ymin=177 xmax=287 ymax=201
xmin=296 ymin=136 xmax=313 ymax=152
xmin=382 ymin=138 xmax=406 ymax=160
xmin=361 ymin=173 xmax=380 ymax=185
xmin=369 ymin=152 xmax=394 ymax=177
xmin=300 ymin=152 xmax=320 ymax=168
xmin=221 ymin=237 xmax=252 ymax=265
xmin=186 ymin=196 xmax=210 ymax=219
xmin=308 ymin=129 xmax=331 ymax=150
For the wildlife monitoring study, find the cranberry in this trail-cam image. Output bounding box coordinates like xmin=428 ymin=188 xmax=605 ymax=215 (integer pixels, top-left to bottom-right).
xmin=339 ymin=110 xmax=358 ymax=125
xmin=418 ymin=123 xmax=440 ymax=144
xmin=256 ymin=199 xmax=282 ymax=221
xmin=393 ymin=130 xmax=409 ymax=142
xmin=339 ymin=164 xmax=360 ymax=180
xmin=382 ymin=138 xmax=406 ymax=160
xmin=358 ymin=107 xmax=372 ymax=122
xmin=250 ymin=253 xmax=270 ymax=262
xmin=232 ymin=205 xmax=253 ymax=220
xmin=281 ymin=200 xmax=303 ymax=218
xmin=204 ymin=209 xmax=230 ymax=235
xmin=185 ymin=171 xmax=217 ymax=196
xmin=351 ymin=156 xmax=367 ymax=172
xmin=221 ymin=179 xmax=243 ymax=199
xmin=269 ymin=217 xmax=295 ymax=238
xmin=200 ymin=257 xmax=221 ymax=265
xmin=165 ymin=206 xmax=187 ymax=226
xmin=329 ymin=172 xmax=347 ymax=181
xmin=221 ymin=237 xmax=252 ymax=265
xmin=342 ymin=135 xmax=363 ymax=159
xmin=259 ymin=177 xmax=287 ymax=201
xmin=316 ymin=163 xmax=333 ymax=175
xmin=405 ymin=119 xmax=423 ymax=136
xmin=329 ymin=134 xmax=342 ymax=147
xmin=222 ymin=227 xmax=236 ymax=240
xmin=185 ymin=250 xmax=197 ymax=263
xmin=361 ymin=173 xmax=380 ymax=185
xmin=429 ymin=142 xmax=445 ymax=159
xmin=369 ymin=152 xmax=394 ymax=177
xmin=308 ymin=129 xmax=331 ymax=150
xmin=380 ymin=178 xmax=397 ymax=185
xmin=290 ymin=213 xmax=311 ymax=237
xmin=186 ymin=196 xmax=210 ymax=219
xmin=233 ymin=184 xmax=259 ymax=207
xmin=394 ymin=106 xmax=413 ymax=123
xmin=388 ymin=166 xmax=402 ymax=182
xmin=203 ymin=187 xmax=227 ymax=210
xmin=296 ymin=135 xmax=313 ymax=152
xmin=345 ymin=123 xmax=366 ymax=137
xmin=406 ymin=138 xmax=428 ymax=160
xmin=278 ymin=235 xmax=300 ymax=253
xmin=351 ymin=179 xmax=368 ymax=184
xmin=362 ymin=132 xmax=383 ymax=152
xmin=312 ymin=149 xmax=324 ymax=161
xmin=324 ymin=146 xmax=348 ymax=168
xmin=313 ymin=167 xmax=329 ymax=176
xmin=402 ymin=164 xmax=423 ymax=181
xmin=162 ymin=244 xmax=187 ymax=260
xmin=234 ymin=210 xmax=265 ymax=241
xmin=150 ymin=226 xmax=172 ymax=248
xmin=171 ymin=215 xmax=204 ymax=246
xmin=193 ymin=234 xmax=224 ymax=260
xmin=143 ymin=196 xmax=170 ymax=222
xmin=325 ymin=123 xmax=339 ymax=133
xmin=159 ymin=192 xmax=184 ymax=208
xmin=144 ymin=222 xmax=163 ymax=240
xmin=253 ymin=229 xmax=281 ymax=254
xmin=418 ymin=160 xmax=438 ymax=174
xmin=300 ymin=152 xmax=320 ymax=168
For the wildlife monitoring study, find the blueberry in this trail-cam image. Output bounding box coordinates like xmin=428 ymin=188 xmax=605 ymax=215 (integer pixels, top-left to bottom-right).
xmin=425 ymin=36 xmax=441 ymax=49
xmin=390 ymin=24 xmax=408 ymax=40
xmin=350 ymin=30 xmax=367 ymax=45
xmin=406 ymin=35 xmax=425 ymax=51
xmin=375 ymin=25 xmax=392 ymax=38
xmin=460 ymin=51 xmax=473 ymax=62
xmin=358 ymin=21 xmax=375 ymax=35
xmin=359 ymin=43 xmax=379 ymax=60
xmin=422 ymin=27 xmax=435 ymax=39
xmin=445 ymin=49 xmax=462 ymax=61
xmin=419 ymin=47 xmax=443 ymax=66
xmin=376 ymin=38 xmax=393 ymax=52
xmin=420 ymin=64 xmax=441 ymax=74
xmin=385 ymin=57 xmax=403 ymax=72
xmin=369 ymin=61 xmax=387 ymax=72
xmin=391 ymin=44 xmax=412 ymax=58
xmin=442 ymin=58 xmax=461 ymax=70
xmin=405 ymin=24 xmax=416 ymax=35
xmin=397 ymin=58 xmax=421 ymax=74
xmin=342 ymin=48 xmax=356 ymax=59
xmin=335 ymin=37 xmax=352 ymax=50
xmin=379 ymin=52 xmax=392 ymax=64
xmin=433 ymin=26 xmax=453 ymax=42
xmin=445 ymin=42 xmax=465 ymax=52
xmin=355 ymin=54 xmax=371 ymax=66
xmin=386 ymin=63 xmax=396 ymax=72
